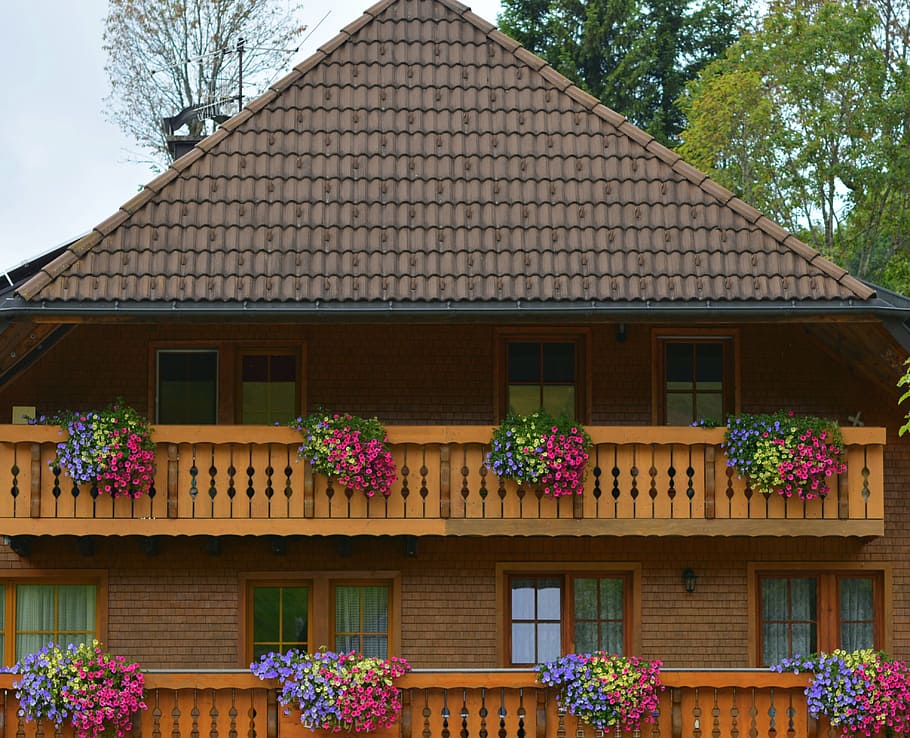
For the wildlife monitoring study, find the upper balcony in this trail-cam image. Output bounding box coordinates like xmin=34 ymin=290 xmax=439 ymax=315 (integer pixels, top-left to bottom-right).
xmin=0 ymin=424 xmax=884 ymax=538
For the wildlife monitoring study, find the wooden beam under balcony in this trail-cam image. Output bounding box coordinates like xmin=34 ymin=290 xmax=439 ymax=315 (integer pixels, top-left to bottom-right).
xmin=0 ymin=425 xmax=885 ymax=538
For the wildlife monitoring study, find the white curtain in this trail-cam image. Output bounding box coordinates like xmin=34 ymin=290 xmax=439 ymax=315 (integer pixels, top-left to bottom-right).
xmin=16 ymin=584 xmax=95 ymax=658
xmin=335 ymin=585 xmax=388 ymax=658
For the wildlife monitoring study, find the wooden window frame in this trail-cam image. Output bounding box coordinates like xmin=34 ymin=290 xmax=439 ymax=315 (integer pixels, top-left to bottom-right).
xmin=0 ymin=570 xmax=108 ymax=666
xmin=748 ymin=563 xmax=890 ymax=667
xmin=329 ymin=579 xmax=395 ymax=656
xmin=235 ymin=347 xmax=304 ymax=425
xmin=494 ymin=328 xmax=591 ymax=423
xmin=149 ymin=341 xmax=306 ymax=425
xmin=239 ymin=571 xmax=400 ymax=667
xmin=495 ymin=562 xmax=640 ymax=667
xmin=245 ymin=579 xmax=314 ymax=662
xmin=651 ymin=328 xmax=740 ymax=425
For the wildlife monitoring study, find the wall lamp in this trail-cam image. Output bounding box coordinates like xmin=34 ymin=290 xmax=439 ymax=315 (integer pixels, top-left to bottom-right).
xmin=682 ymin=568 xmax=697 ymax=593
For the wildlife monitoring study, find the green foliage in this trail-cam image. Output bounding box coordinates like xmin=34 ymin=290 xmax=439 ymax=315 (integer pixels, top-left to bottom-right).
xmin=498 ymin=0 xmax=748 ymax=145
xmin=678 ymin=0 xmax=910 ymax=289
xmin=898 ymin=358 xmax=910 ymax=437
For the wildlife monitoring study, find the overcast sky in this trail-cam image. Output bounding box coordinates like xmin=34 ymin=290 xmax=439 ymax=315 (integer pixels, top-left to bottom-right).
xmin=0 ymin=0 xmax=503 ymax=274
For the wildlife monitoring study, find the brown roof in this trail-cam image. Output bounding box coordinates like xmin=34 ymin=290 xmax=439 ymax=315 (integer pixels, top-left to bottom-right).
xmin=17 ymin=0 xmax=874 ymax=306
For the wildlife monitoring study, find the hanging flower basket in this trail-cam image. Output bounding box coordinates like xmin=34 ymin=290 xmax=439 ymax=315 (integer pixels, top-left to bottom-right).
xmin=536 ymin=652 xmax=663 ymax=732
xmin=291 ymin=411 xmax=397 ymax=497
xmin=773 ymin=650 xmax=910 ymax=736
xmin=486 ymin=411 xmax=592 ymax=497
xmin=251 ymin=649 xmax=410 ymax=732
xmin=32 ymin=401 xmax=156 ymax=498
xmin=7 ymin=640 xmax=146 ymax=738
xmin=721 ymin=411 xmax=846 ymax=501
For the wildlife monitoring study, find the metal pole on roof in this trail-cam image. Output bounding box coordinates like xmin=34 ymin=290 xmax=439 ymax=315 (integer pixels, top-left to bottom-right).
xmin=237 ymin=37 xmax=245 ymax=111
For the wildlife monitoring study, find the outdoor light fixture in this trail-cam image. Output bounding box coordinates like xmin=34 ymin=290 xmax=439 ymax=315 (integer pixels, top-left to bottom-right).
xmin=683 ymin=568 xmax=697 ymax=593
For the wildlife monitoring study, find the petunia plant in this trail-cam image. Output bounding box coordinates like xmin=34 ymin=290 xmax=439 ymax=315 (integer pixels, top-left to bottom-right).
xmin=772 ymin=649 xmax=910 ymax=736
xmin=291 ymin=411 xmax=397 ymax=497
xmin=486 ymin=411 xmax=592 ymax=497
xmin=7 ymin=640 xmax=146 ymax=738
xmin=536 ymin=652 xmax=663 ymax=732
xmin=251 ymin=649 xmax=410 ymax=732
xmin=32 ymin=401 xmax=156 ymax=498
xmin=722 ymin=411 xmax=846 ymax=501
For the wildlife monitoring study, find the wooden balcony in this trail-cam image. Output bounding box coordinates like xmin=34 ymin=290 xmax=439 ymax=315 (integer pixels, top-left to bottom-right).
xmin=0 ymin=425 xmax=884 ymax=538
xmin=0 ymin=669 xmax=861 ymax=738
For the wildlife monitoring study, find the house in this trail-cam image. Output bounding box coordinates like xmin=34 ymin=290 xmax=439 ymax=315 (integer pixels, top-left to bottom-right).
xmin=0 ymin=0 xmax=906 ymax=735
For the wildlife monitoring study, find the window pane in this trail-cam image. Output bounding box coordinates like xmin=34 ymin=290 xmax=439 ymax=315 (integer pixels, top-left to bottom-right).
xmin=158 ymin=351 xmax=217 ymax=424
xmin=840 ymin=578 xmax=874 ymax=650
xmin=575 ymin=621 xmax=597 ymax=652
xmin=282 ymin=587 xmax=309 ymax=645
xmin=695 ymin=343 xmax=724 ymax=382
xmin=242 ymin=355 xmax=269 ymax=382
xmin=791 ymin=579 xmax=817 ymax=621
xmin=538 ymin=622 xmax=561 ymax=662
xmin=599 ymin=579 xmax=624 ymax=620
xmin=761 ymin=578 xmax=788 ymax=620
xmin=17 ymin=585 xmax=54 ymax=632
xmin=665 ymin=343 xmax=694 ymax=386
xmin=512 ymin=623 xmax=535 ymax=664
xmin=541 ymin=386 xmax=575 ymax=418
xmin=271 ymin=355 xmax=297 ymax=382
xmin=242 ymin=354 xmax=298 ymax=425
xmin=600 ymin=622 xmax=624 ymax=655
xmin=842 ymin=622 xmax=874 ymax=651
xmin=511 ymin=579 xmax=535 ymax=619
xmin=695 ymin=393 xmax=723 ymax=423
xmin=15 ymin=584 xmax=96 ymax=659
xmin=762 ymin=622 xmax=788 ymax=665
xmin=542 ymin=343 xmax=575 ymax=383
xmin=253 ymin=587 xmax=280 ymax=643
xmin=665 ymin=394 xmax=693 ymax=426
xmin=57 ymin=585 xmax=95 ymax=631
xmin=537 ymin=579 xmax=561 ymax=620
xmin=334 ymin=584 xmax=390 ymax=658
xmin=508 ymin=385 xmax=541 ymax=416
xmin=791 ymin=623 xmax=816 ymax=657
xmin=574 ymin=579 xmax=597 ymax=620
xmin=361 ymin=586 xmax=389 ymax=632
xmin=362 ymin=636 xmax=387 ymax=658
xmin=508 ymin=343 xmax=540 ymax=382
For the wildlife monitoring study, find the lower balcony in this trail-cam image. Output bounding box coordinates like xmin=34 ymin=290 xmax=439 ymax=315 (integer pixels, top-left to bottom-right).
xmin=0 ymin=669 xmax=854 ymax=738
xmin=0 ymin=425 xmax=884 ymax=537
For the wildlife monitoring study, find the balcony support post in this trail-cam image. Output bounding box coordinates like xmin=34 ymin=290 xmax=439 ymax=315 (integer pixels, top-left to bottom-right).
xmin=400 ymin=688 xmax=412 ymax=738
xmin=440 ymin=445 xmax=451 ymax=519
xmin=267 ymin=687 xmax=278 ymax=738
xmin=304 ymin=462 xmax=314 ymax=518
xmin=704 ymin=446 xmax=716 ymax=520
xmin=671 ymin=687 xmax=682 ymax=738
xmin=536 ymin=688 xmax=547 ymax=738
xmin=167 ymin=444 xmax=178 ymax=519
xmin=29 ymin=443 xmax=41 ymax=518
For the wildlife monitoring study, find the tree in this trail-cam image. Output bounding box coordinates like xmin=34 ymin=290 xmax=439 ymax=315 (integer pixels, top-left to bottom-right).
xmin=103 ymin=0 xmax=306 ymax=164
xmin=497 ymin=0 xmax=748 ymax=145
xmin=678 ymin=0 xmax=910 ymax=289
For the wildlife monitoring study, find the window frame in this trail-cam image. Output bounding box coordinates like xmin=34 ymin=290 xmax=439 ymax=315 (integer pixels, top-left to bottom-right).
xmin=329 ymin=579 xmax=394 ymax=657
xmin=495 ymin=329 xmax=590 ymax=423
xmin=651 ymin=329 xmax=739 ymax=425
xmin=748 ymin=563 xmax=890 ymax=667
xmin=240 ymin=571 xmax=400 ymax=667
xmin=235 ymin=347 xmax=304 ymax=425
xmin=495 ymin=562 xmax=640 ymax=667
xmin=0 ymin=570 xmax=107 ymax=666
xmin=153 ymin=347 xmax=220 ymax=424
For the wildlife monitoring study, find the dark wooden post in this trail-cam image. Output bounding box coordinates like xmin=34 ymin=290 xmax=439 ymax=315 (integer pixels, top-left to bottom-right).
xmin=400 ymin=689 xmax=412 ymax=738
xmin=671 ymin=688 xmax=682 ymax=738
xmin=704 ymin=446 xmax=716 ymax=520
xmin=303 ymin=462 xmax=315 ymax=518
xmin=267 ymin=688 xmax=278 ymax=738
xmin=536 ymin=689 xmax=547 ymax=738
xmin=167 ymin=444 xmax=179 ymax=519
xmin=440 ymin=445 xmax=451 ymax=519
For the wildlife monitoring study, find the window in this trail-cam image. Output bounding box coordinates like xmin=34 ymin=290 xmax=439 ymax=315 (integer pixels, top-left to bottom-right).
xmin=240 ymin=352 xmax=299 ymax=424
xmin=501 ymin=336 xmax=586 ymax=419
xmin=655 ymin=334 xmax=735 ymax=425
xmin=157 ymin=350 xmax=218 ymax=424
xmin=243 ymin=574 xmax=398 ymax=665
xmin=0 ymin=579 xmax=101 ymax=664
xmin=249 ymin=584 xmax=311 ymax=659
xmin=756 ymin=571 xmax=884 ymax=666
xmin=332 ymin=583 xmax=391 ymax=658
xmin=506 ymin=572 xmax=631 ymax=666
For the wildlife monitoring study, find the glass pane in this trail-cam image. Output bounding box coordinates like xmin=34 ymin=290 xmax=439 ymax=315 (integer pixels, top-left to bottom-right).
xmin=17 ymin=585 xmax=54 ymax=631
xmin=601 ymin=622 xmax=624 ymax=655
xmin=695 ymin=343 xmax=723 ymax=382
xmin=537 ymin=579 xmax=561 ymax=619
xmin=762 ymin=623 xmax=788 ymax=666
xmin=599 ymin=579 xmax=624 ymax=620
xmin=842 ymin=622 xmax=874 ymax=651
xmin=537 ymin=622 xmax=561 ymax=662
xmin=508 ymin=343 xmax=540 ymax=382
xmin=695 ymin=393 xmax=723 ymax=423
xmin=791 ymin=622 xmax=816 ymax=657
xmin=574 ymin=621 xmax=597 ymax=652
xmin=508 ymin=385 xmax=540 ymax=416
xmin=574 ymin=579 xmax=597 ymax=620
xmin=512 ymin=623 xmax=534 ymax=664
xmin=335 ymin=634 xmax=358 ymax=653
xmin=242 ymin=355 xmax=269 ymax=382
xmin=761 ymin=579 xmax=787 ymax=620
xmin=361 ymin=586 xmax=389 ymax=632
xmin=541 ymin=386 xmax=575 ymax=418
xmin=271 ymin=355 xmax=296 ymax=382
xmin=542 ymin=343 xmax=575 ymax=383
xmin=665 ymin=394 xmax=693 ymax=425
xmin=158 ymin=351 xmax=217 ymax=424
xmin=511 ymin=579 xmax=535 ymax=619
xmin=282 ymin=587 xmax=309 ymax=644
xmin=335 ymin=586 xmax=361 ymax=632
xmin=253 ymin=588 xmax=280 ymax=643
xmin=16 ymin=633 xmax=46 ymax=658
xmin=791 ymin=579 xmax=817 ymax=621
xmin=361 ymin=635 xmax=387 ymax=658
xmin=840 ymin=578 xmax=873 ymax=620
xmin=665 ymin=343 xmax=694 ymax=385
xmin=57 ymin=585 xmax=95 ymax=631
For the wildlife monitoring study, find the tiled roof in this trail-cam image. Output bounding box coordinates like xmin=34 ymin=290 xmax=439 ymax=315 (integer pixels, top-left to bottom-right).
xmin=17 ymin=0 xmax=874 ymax=305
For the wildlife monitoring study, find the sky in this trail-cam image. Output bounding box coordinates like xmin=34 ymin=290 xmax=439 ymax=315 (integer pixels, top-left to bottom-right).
xmin=0 ymin=0 xmax=503 ymax=274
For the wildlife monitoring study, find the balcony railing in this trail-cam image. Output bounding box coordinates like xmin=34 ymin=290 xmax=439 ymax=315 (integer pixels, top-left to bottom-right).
xmin=0 ymin=669 xmax=859 ymax=738
xmin=0 ymin=425 xmax=884 ymax=537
